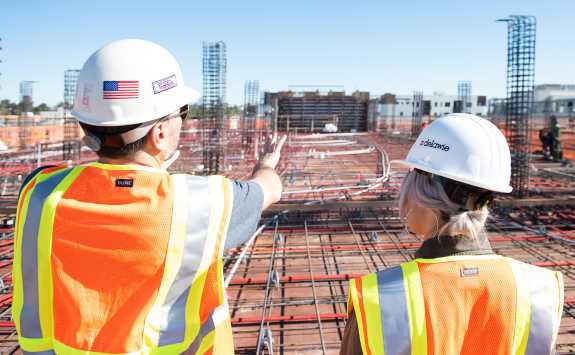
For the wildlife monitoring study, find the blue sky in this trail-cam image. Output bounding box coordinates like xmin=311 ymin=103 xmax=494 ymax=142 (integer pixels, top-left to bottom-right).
xmin=1 ymin=0 xmax=573 ymax=106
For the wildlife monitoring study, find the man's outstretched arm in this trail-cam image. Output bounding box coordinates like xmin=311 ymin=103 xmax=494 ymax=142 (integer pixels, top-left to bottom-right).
xmin=250 ymin=134 xmax=287 ymax=209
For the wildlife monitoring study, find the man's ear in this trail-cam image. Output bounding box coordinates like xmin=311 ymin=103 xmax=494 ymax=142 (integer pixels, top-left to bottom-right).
xmin=148 ymin=121 xmax=170 ymax=153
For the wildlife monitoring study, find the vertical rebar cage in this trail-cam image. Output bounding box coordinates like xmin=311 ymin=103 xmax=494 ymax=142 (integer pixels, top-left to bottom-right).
xmin=18 ymin=81 xmax=35 ymax=149
xmin=457 ymin=81 xmax=472 ymax=114
xmin=63 ymin=69 xmax=80 ymax=160
xmin=202 ymin=41 xmax=227 ymax=174
xmin=499 ymin=15 xmax=536 ymax=196
xmin=411 ymin=91 xmax=423 ymax=137
xmin=242 ymin=80 xmax=259 ymax=149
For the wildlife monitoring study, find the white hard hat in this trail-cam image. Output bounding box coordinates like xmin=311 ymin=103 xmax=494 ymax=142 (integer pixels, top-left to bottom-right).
xmin=392 ymin=113 xmax=512 ymax=193
xmin=72 ymin=39 xmax=199 ymax=127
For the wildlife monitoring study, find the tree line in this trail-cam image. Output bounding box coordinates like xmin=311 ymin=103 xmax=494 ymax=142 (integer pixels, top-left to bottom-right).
xmin=0 ymin=99 xmax=54 ymax=115
xmin=0 ymin=100 xmax=242 ymax=117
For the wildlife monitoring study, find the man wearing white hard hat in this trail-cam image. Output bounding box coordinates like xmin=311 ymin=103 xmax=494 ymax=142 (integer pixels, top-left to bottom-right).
xmin=341 ymin=114 xmax=564 ymax=355
xmin=13 ymin=39 xmax=285 ymax=354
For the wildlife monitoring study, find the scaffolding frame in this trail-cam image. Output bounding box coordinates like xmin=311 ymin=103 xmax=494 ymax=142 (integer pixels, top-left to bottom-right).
xmin=18 ymin=81 xmax=36 ymax=149
xmin=242 ymin=80 xmax=259 ymax=149
xmin=201 ymin=41 xmax=227 ymax=175
xmin=457 ymin=81 xmax=472 ymax=114
xmin=411 ymin=91 xmax=423 ymax=137
xmin=63 ymin=70 xmax=80 ymax=161
xmin=499 ymin=15 xmax=537 ymax=196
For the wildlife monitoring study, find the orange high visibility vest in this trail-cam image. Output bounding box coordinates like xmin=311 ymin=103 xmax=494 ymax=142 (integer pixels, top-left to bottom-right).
xmin=13 ymin=162 xmax=235 ymax=354
xmin=348 ymin=255 xmax=564 ymax=355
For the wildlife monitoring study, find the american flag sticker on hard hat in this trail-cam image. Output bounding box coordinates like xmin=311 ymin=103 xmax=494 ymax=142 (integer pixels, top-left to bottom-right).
xmin=103 ymin=81 xmax=139 ymax=99
xmin=152 ymin=74 xmax=177 ymax=94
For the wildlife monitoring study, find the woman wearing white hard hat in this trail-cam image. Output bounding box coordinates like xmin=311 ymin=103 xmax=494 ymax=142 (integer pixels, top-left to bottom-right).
xmin=341 ymin=113 xmax=563 ymax=355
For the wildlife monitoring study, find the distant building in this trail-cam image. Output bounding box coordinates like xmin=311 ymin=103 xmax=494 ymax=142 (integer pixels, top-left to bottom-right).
xmin=533 ymin=84 xmax=575 ymax=117
xmin=19 ymin=81 xmax=36 ymax=114
xmin=264 ymin=90 xmax=369 ymax=132
xmin=368 ymin=92 xmax=488 ymax=131
xmin=490 ymin=85 xmax=575 ymax=118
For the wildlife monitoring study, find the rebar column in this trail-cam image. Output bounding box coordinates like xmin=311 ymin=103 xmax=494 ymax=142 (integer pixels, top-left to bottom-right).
xmin=411 ymin=91 xmax=423 ymax=137
xmin=498 ymin=15 xmax=536 ymax=196
xmin=457 ymin=81 xmax=472 ymax=114
xmin=63 ymin=69 xmax=81 ymax=161
xmin=242 ymin=80 xmax=259 ymax=149
xmin=201 ymin=41 xmax=227 ymax=175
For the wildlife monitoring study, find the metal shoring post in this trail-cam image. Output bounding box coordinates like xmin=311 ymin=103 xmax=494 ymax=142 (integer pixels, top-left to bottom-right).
xmin=304 ymin=219 xmax=328 ymax=354
xmin=256 ymin=219 xmax=280 ymax=355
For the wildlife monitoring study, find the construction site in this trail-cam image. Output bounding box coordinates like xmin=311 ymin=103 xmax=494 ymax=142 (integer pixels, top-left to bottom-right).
xmin=0 ymin=15 xmax=575 ymax=355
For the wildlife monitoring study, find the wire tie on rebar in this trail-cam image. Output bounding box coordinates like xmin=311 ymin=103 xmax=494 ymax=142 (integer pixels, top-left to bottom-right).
xmin=0 ymin=277 xmax=4 ymax=292
xmin=269 ymin=270 xmax=280 ymax=288
xmin=274 ymin=233 xmax=284 ymax=245
xmin=257 ymin=327 xmax=274 ymax=354
xmin=370 ymin=231 xmax=379 ymax=241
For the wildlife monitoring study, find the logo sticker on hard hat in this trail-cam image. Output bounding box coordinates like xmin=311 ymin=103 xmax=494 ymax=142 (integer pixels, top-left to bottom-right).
xmin=419 ymin=138 xmax=450 ymax=152
xmin=152 ymin=74 xmax=178 ymax=94
xmin=103 ymin=81 xmax=139 ymax=99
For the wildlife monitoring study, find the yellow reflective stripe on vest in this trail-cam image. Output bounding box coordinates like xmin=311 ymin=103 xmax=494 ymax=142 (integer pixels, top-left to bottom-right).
xmin=153 ymin=175 xmax=233 ymax=354
xmin=350 ymin=263 xmax=427 ymax=355
xmin=348 ymin=278 xmax=371 ymax=355
xmin=362 ymin=273 xmax=384 ymax=355
xmin=51 ymin=338 xmax=144 ymax=355
xmin=13 ymin=168 xmax=65 ymax=337
xmin=507 ymin=258 xmax=531 ymax=355
xmin=351 ymin=273 xmax=385 ymax=355
xmin=400 ymin=261 xmax=427 ymax=355
xmin=15 ymin=167 xmax=84 ymax=352
xmin=182 ymin=175 xmax=233 ymax=354
xmin=141 ymin=174 xmax=190 ymax=351
xmin=154 ymin=174 xmax=212 ymax=351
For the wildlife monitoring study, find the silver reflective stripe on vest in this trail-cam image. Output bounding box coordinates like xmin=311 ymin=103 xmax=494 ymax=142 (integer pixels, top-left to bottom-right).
xmin=23 ymin=351 xmax=56 ymax=355
xmin=20 ymin=169 xmax=71 ymax=338
xmin=158 ymin=175 xmax=211 ymax=345
xmin=377 ymin=266 xmax=411 ymax=355
xmin=520 ymin=263 xmax=560 ymax=355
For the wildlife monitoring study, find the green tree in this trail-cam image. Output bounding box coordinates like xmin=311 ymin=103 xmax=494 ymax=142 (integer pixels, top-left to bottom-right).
xmin=33 ymin=103 xmax=50 ymax=114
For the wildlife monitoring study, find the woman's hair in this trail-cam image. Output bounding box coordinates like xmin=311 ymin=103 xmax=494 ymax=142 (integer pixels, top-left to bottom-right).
xmin=398 ymin=170 xmax=489 ymax=241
